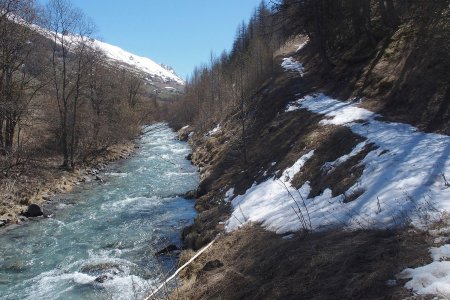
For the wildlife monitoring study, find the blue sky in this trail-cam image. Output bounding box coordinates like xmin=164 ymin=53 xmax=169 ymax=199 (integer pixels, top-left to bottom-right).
xmin=40 ymin=0 xmax=264 ymax=79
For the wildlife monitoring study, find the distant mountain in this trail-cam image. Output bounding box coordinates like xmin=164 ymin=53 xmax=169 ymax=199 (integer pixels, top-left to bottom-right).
xmin=91 ymin=39 xmax=185 ymax=99
xmin=23 ymin=19 xmax=185 ymax=99
xmin=93 ymin=39 xmax=184 ymax=86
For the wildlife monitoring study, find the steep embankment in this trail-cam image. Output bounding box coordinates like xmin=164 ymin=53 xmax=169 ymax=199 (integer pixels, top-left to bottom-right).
xmin=173 ymin=2 xmax=450 ymax=298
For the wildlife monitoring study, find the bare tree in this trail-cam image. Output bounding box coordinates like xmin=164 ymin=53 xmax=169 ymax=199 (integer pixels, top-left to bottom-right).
xmin=45 ymin=0 xmax=95 ymax=169
xmin=126 ymin=73 xmax=142 ymax=109
xmin=0 ymin=0 xmax=47 ymax=158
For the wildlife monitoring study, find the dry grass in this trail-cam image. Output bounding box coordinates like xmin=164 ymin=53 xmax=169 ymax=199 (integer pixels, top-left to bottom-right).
xmin=174 ymin=225 xmax=432 ymax=300
xmin=0 ymin=142 xmax=135 ymax=225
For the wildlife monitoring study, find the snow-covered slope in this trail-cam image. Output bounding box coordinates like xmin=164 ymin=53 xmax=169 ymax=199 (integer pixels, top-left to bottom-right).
xmin=92 ymin=39 xmax=184 ymax=85
xmin=7 ymin=9 xmax=184 ymax=89
xmin=226 ymin=56 xmax=450 ymax=235
xmin=21 ymin=18 xmax=184 ymax=86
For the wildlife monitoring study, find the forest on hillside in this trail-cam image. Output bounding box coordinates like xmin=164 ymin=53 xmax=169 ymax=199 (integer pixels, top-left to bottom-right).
xmin=0 ymin=0 xmax=159 ymax=175
xmin=170 ymin=0 xmax=449 ymax=163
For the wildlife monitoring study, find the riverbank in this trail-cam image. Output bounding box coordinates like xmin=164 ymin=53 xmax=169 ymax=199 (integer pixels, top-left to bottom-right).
xmin=0 ymin=141 xmax=137 ymax=228
xmin=0 ymin=123 xmax=199 ymax=299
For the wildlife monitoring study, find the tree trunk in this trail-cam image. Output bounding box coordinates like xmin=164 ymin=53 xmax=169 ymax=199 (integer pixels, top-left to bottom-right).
xmin=379 ymin=0 xmax=399 ymax=28
xmin=0 ymin=112 xmax=4 ymax=151
xmin=385 ymin=0 xmax=399 ymax=27
xmin=4 ymin=116 xmax=15 ymax=152
xmin=61 ymin=110 xmax=70 ymax=170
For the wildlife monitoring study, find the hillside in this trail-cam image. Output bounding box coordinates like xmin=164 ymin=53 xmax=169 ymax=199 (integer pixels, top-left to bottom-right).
xmin=27 ymin=21 xmax=185 ymax=99
xmin=91 ymin=39 xmax=185 ymax=99
xmin=168 ymin=0 xmax=450 ymax=299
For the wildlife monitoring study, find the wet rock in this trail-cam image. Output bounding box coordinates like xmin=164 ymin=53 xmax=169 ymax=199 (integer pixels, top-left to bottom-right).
xmin=155 ymin=244 xmax=179 ymax=256
xmin=95 ymin=274 xmax=112 ymax=283
xmin=185 ymin=153 xmax=192 ymax=161
xmin=80 ymin=263 xmax=122 ymax=274
xmin=184 ymin=190 xmax=197 ymax=199
xmin=22 ymin=204 xmax=43 ymax=218
xmin=5 ymin=261 xmax=27 ymax=271
xmin=202 ymin=260 xmax=224 ymax=272
xmin=95 ymin=175 xmax=103 ymax=182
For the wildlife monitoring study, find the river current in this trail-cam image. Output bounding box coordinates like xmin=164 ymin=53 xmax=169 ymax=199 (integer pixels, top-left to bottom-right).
xmin=0 ymin=123 xmax=198 ymax=299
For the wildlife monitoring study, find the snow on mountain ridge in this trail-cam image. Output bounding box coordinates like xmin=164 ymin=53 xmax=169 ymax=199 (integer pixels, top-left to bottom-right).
xmin=92 ymin=39 xmax=184 ymax=85
xmin=10 ymin=12 xmax=184 ymax=86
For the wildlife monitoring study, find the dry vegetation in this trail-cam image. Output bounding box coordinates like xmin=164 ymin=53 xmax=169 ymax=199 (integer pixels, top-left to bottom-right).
xmin=0 ymin=0 xmax=164 ymax=224
xmin=173 ymin=226 xmax=432 ymax=300
xmin=169 ymin=0 xmax=450 ymax=298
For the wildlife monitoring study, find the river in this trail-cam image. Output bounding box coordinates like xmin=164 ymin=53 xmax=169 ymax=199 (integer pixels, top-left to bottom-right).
xmin=0 ymin=123 xmax=198 ymax=300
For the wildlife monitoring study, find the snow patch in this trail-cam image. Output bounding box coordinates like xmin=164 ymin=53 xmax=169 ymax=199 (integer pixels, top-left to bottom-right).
xmin=296 ymin=39 xmax=309 ymax=52
xmin=321 ymin=141 xmax=369 ymax=174
xmin=206 ymin=124 xmax=221 ymax=137
xmin=431 ymin=244 xmax=450 ymax=261
xmin=230 ymin=88 xmax=450 ymax=235
xmin=288 ymin=93 xmax=450 ymax=230
xmin=282 ymin=150 xmax=315 ymax=182
xmin=281 ymin=57 xmax=305 ymax=76
xmin=224 ymin=188 xmax=235 ymax=203
xmin=398 ymin=261 xmax=450 ymax=297
xmin=226 ymin=151 xmax=314 ymax=233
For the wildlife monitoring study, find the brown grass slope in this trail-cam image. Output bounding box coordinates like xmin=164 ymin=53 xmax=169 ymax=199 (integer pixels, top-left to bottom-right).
xmin=175 ymin=226 xmax=430 ymax=300
xmin=177 ymin=1 xmax=449 ymax=298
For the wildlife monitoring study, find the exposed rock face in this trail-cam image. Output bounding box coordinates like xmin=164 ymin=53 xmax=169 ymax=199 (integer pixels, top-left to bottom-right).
xmin=22 ymin=204 xmax=43 ymax=218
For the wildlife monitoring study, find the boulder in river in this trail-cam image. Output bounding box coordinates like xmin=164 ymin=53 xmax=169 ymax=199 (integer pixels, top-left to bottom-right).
xmin=155 ymin=244 xmax=179 ymax=256
xmin=95 ymin=274 xmax=112 ymax=283
xmin=22 ymin=204 xmax=43 ymax=218
xmin=80 ymin=262 xmax=122 ymax=274
xmin=183 ymin=190 xmax=197 ymax=199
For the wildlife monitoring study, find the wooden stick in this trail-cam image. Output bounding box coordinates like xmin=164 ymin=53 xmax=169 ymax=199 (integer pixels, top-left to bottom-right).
xmin=145 ymin=235 xmax=218 ymax=300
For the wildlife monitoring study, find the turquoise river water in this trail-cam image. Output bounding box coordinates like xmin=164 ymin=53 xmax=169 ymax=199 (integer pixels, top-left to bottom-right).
xmin=0 ymin=124 xmax=198 ymax=299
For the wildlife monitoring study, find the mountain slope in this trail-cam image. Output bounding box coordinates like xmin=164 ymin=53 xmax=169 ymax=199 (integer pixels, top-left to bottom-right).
xmin=25 ymin=19 xmax=185 ymax=96
xmin=169 ymin=1 xmax=450 ymax=299
xmin=92 ymin=39 xmax=184 ymax=85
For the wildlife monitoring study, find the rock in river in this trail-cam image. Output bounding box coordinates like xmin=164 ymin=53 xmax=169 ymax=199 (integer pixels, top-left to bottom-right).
xmin=22 ymin=204 xmax=43 ymax=218
xmin=155 ymin=244 xmax=179 ymax=256
xmin=183 ymin=190 xmax=197 ymax=199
